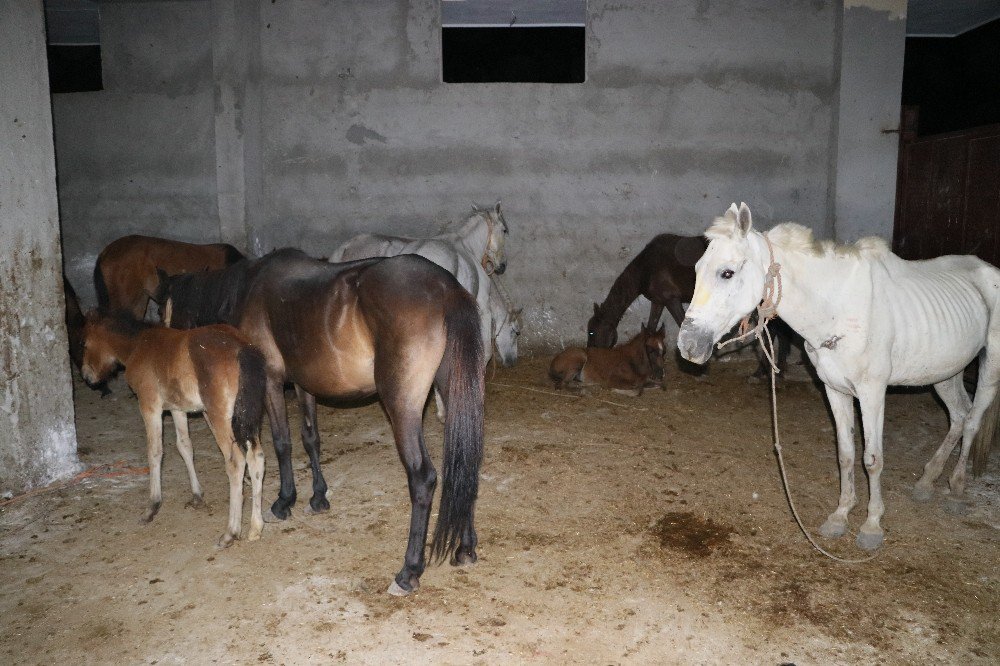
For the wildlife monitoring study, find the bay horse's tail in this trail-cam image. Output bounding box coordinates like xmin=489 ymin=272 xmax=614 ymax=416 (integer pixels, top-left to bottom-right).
xmin=231 ymin=346 xmax=267 ymax=453
xmin=972 ymin=391 xmax=1000 ymax=477
xmin=93 ymin=259 xmax=110 ymax=308
xmin=430 ymin=296 xmax=485 ymax=563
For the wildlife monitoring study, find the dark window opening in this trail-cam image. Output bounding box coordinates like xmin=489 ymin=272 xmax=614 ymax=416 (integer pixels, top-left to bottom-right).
xmin=443 ymin=27 xmax=585 ymax=83
xmin=45 ymin=0 xmax=102 ymax=93
xmin=441 ymin=1 xmax=586 ymax=84
xmin=47 ymin=45 xmax=102 ymax=93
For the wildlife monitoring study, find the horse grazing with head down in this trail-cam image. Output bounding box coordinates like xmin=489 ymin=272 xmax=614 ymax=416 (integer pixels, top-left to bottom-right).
xmin=679 ymin=202 xmax=1000 ymax=551
xmin=550 ymin=324 xmax=666 ymax=394
xmin=80 ymin=310 xmax=267 ymax=548
xmin=587 ymin=234 xmax=705 ymax=347
xmin=94 ymin=235 xmax=244 ymax=318
xmin=159 ymin=248 xmax=486 ymax=595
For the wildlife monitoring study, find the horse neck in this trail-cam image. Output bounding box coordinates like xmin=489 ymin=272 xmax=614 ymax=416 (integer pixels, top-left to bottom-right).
xmin=102 ymin=326 xmax=140 ymax=365
xmin=755 ymin=231 xmax=868 ymax=344
xmin=598 ymin=261 xmax=643 ymax=324
xmin=450 ymin=214 xmax=490 ymax=259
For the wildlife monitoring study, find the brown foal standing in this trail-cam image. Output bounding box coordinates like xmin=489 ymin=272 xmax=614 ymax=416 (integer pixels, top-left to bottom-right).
xmin=549 ymin=324 xmax=667 ymax=394
xmin=81 ymin=310 xmax=267 ymax=548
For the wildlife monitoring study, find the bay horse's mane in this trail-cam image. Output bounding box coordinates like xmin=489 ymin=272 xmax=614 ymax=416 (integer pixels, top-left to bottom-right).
xmin=161 ymin=256 xmax=257 ymax=327
xmin=705 ymin=217 xmax=891 ymax=260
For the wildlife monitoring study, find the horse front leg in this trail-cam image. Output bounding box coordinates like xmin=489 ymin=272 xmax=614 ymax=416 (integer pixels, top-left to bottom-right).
xmin=294 ymin=386 xmax=329 ymax=514
xmin=818 ymin=386 xmax=857 ymax=539
xmin=140 ymin=399 xmax=165 ymax=523
xmin=661 ymin=299 xmax=683 ymax=328
xmin=170 ymin=410 xmax=204 ymax=507
xmin=264 ymin=377 xmax=296 ymax=520
xmin=856 ymin=386 xmax=887 ymax=551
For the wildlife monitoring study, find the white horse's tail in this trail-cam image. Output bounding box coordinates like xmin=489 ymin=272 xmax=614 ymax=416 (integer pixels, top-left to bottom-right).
xmin=972 ymin=391 xmax=1000 ymax=476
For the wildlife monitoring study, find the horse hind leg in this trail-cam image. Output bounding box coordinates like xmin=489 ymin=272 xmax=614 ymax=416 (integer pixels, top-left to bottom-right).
xmin=170 ymin=410 xmax=204 ymax=508
xmin=949 ymin=351 xmax=1000 ymax=497
xmin=295 ymin=386 xmax=329 ymax=514
xmin=913 ymin=374 xmax=970 ymax=501
xmin=204 ymin=412 xmax=247 ymax=548
xmin=245 ymin=438 xmax=265 ymax=541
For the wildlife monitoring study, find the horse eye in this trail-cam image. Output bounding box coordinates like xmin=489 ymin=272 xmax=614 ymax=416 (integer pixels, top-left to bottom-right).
xmin=721 ymin=269 xmax=735 ymax=280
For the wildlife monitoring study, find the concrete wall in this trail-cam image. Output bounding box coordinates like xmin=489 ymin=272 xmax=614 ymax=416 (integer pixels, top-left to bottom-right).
xmin=52 ymin=0 xmax=907 ymax=351
xmin=1 ymin=2 xmax=80 ymax=493
xmin=54 ymin=0 xmax=217 ymax=306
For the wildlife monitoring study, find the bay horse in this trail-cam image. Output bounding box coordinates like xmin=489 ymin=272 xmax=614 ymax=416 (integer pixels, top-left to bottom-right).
xmin=678 ymin=202 xmax=1000 ymax=551
xmin=94 ymin=235 xmax=244 ymax=318
xmin=159 ymin=248 xmax=485 ymax=595
xmin=80 ymin=310 xmax=267 ymax=548
xmin=550 ymin=324 xmax=666 ymax=394
xmin=588 ymin=232 xmax=792 ymax=378
xmin=328 ymin=201 xmax=509 ymax=365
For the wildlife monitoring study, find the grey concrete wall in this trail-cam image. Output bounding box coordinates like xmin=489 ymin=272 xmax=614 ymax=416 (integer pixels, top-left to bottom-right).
xmin=833 ymin=1 xmax=907 ymax=242
xmin=53 ymin=0 xmax=218 ymax=306
xmin=51 ymin=0 xmax=907 ymax=352
xmin=1 ymin=2 xmax=80 ymax=493
xmin=255 ymin=0 xmax=838 ymax=348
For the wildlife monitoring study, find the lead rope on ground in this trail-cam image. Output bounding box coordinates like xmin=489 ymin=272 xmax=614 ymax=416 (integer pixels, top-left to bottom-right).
xmin=718 ymin=235 xmax=876 ymax=563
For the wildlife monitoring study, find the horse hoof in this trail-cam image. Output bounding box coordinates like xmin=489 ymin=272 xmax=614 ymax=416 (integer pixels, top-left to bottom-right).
xmin=263 ymin=508 xmax=288 ymax=523
xmin=855 ymin=530 xmax=883 ymax=551
xmin=818 ymin=518 xmax=847 ymax=539
xmin=944 ymin=497 xmax=968 ymax=516
xmin=452 ymin=549 xmax=478 ymax=566
xmin=305 ymin=497 xmax=330 ymax=515
xmin=912 ymin=484 xmax=934 ymax=502
xmin=185 ymin=494 xmax=205 ymax=509
xmin=246 ymin=529 xmax=262 ymax=542
xmin=140 ymin=502 xmax=161 ymax=524
xmin=216 ymin=533 xmax=236 ymax=549
xmin=387 ymin=579 xmax=416 ymax=597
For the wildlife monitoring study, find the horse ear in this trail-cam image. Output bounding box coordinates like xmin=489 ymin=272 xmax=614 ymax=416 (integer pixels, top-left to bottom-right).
xmin=738 ymin=202 xmax=753 ymax=236
xmin=494 ymin=200 xmax=502 ymax=214
xmin=471 ymin=203 xmax=481 ymax=213
xmin=656 ymin=323 xmax=665 ymax=336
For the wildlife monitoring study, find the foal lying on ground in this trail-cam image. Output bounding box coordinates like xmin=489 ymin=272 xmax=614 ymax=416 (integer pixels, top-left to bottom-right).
xmin=550 ymin=325 xmax=667 ymax=394
xmin=81 ymin=310 xmax=267 ymax=548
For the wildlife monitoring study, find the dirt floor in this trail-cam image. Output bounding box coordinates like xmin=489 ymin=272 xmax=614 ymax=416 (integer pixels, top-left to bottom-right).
xmin=1 ymin=354 xmax=998 ymax=665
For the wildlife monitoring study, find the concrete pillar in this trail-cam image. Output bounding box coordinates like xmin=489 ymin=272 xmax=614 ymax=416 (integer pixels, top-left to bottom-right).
xmin=212 ymin=0 xmax=262 ymax=253
xmin=831 ymin=0 xmax=908 ymax=243
xmin=0 ymin=2 xmax=80 ymax=493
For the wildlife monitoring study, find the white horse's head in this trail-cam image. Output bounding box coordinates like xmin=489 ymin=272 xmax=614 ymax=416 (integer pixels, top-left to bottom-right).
xmin=493 ymin=306 xmax=522 ymax=367
xmin=677 ymin=202 xmax=768 ymax=364
xmin=469 ymin=200 xmax=508 ymax=275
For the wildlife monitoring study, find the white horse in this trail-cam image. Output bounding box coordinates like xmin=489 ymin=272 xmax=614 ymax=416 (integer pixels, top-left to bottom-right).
xmin=678 ymin=202 xmax=1000 ymax=551
xmin=488 ymin=273 xmax=523 ymax=367
xmin=329 ymin=201 xmax=509 ymax=365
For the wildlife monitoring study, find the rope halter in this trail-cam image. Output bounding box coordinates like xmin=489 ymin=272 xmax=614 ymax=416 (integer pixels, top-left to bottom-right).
xmin=716 ymin=233 xmax=783 ymax=367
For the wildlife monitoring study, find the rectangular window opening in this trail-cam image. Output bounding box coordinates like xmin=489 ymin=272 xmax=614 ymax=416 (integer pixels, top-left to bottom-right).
xmin=45 ymin=0 xmax=103 ymax=93
xmin=442 ymin=1 xmax=586 ymax=84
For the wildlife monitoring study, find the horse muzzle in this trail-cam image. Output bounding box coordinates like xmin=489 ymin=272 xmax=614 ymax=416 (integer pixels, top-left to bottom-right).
xmin=677 ymin=319 xmax=714 ymax=365
xmin=494 ymin=260 xmax=507 ymax=275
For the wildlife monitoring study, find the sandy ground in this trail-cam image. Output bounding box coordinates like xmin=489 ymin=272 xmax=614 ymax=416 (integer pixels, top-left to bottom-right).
xmin=1 ymin=354 xmax=998 ymax=665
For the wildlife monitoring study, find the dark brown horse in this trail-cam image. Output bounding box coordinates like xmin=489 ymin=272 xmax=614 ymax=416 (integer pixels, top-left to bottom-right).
xmin=550 ymin=324 xmax=666 ymax=394
xmin=587 ymin=234 xmax=704 ymax=348
xmin=80 ymin=310 xmax=267 ymax=548
xmin=587 ymin=233 xmax=791 ymax=377
xmin=159 ymin=248 xmax=485 ymax=595
xmin=94 ymin=235 xmax=244 ymax=318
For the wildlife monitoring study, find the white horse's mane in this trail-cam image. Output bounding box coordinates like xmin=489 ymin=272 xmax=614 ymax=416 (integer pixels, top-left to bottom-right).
xmin=706 ymin=217 xmax=890 ymax=259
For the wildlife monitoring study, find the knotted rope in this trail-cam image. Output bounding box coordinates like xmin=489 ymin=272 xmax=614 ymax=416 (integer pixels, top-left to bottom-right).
xmin=718 ymin=234 xmax=876 ymax=563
